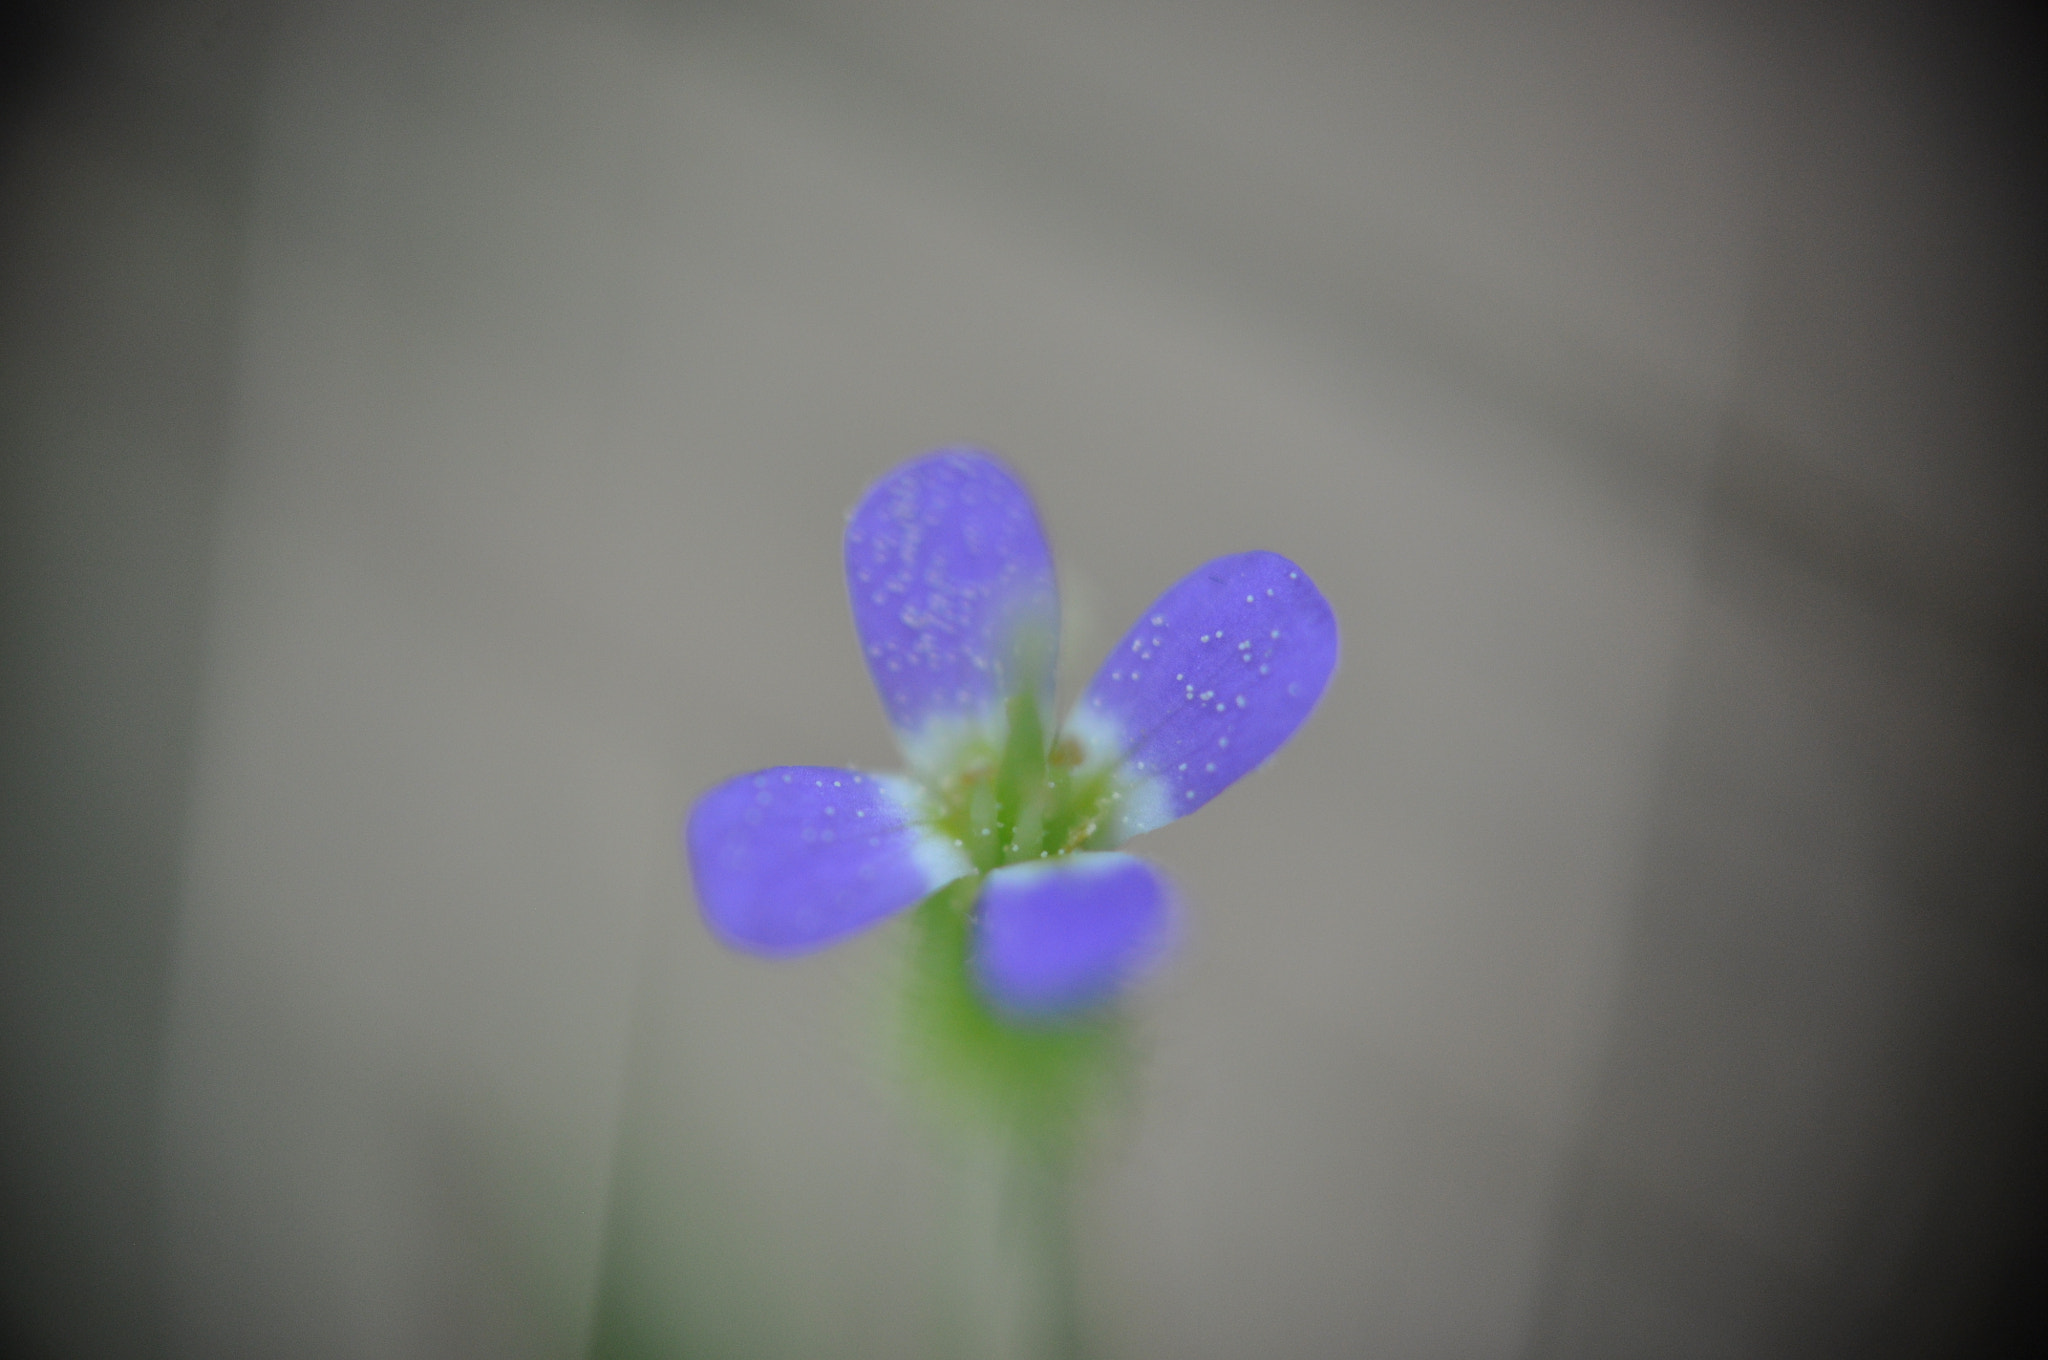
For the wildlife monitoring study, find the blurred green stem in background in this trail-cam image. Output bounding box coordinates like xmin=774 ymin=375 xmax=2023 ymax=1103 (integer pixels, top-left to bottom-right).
xmin=903 ymin=877 xmax=1128 ymax=1359
xmin=944 ymin=1122 xmax=1086 ymax=1360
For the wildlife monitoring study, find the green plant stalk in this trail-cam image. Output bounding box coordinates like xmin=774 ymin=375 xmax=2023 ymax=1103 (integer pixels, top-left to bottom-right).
xmin=900 ymin=654 xmax=1136 ymax=1357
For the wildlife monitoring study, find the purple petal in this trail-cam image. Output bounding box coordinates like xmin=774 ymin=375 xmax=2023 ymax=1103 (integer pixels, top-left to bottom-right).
xmin=1065 ymin=552 xmax=1337 ymax=838
xmin=972 ymin=853 xmax=1177 ymax=1016
xmin=687 ymin=767 xmax=971 ymax=955
xmin=844 ymin=450 xmax=1058 ymax=769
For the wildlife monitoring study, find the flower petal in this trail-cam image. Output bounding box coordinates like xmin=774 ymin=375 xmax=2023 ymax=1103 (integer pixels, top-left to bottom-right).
xmin=972 ymin=853 xmax=1177 ymax=1016
xmin=687 ymin=767 xmax=971 ymax=955
xmin=844 ymin=449 xmax=1059 ymax=772
xmin=1065 ymin=551 xmax=1337 ymax=839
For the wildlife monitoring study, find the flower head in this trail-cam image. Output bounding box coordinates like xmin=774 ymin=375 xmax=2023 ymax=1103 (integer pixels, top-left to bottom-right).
xmin=686 ymin=449 xmax=1337 ymax=1019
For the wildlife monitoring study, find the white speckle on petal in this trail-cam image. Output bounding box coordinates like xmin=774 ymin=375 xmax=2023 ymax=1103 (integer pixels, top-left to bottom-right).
xmin=1235 ymin=695 xmax=1247 ymax=707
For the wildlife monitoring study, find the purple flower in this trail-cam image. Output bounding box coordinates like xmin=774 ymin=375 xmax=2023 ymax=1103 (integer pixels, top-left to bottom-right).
xmin=686 ymin=449 xmax=1338 ymax=1018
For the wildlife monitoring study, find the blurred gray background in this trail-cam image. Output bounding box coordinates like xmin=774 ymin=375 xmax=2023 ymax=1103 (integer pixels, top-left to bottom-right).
xmin=4 ymin=1 xmax=2043 ymax=1357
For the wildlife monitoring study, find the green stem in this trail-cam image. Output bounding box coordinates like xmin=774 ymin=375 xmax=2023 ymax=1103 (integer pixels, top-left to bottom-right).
xmin=1006 ymin=1134 xmax=1083 ymax=1360
xmin=945 ymin=1129 xmax=1084 ymax=1360
xmin=901 ymin=886 xmax=1118 ymax=1359
xmin=995 ymin=688 xmax=1048 ymax=861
